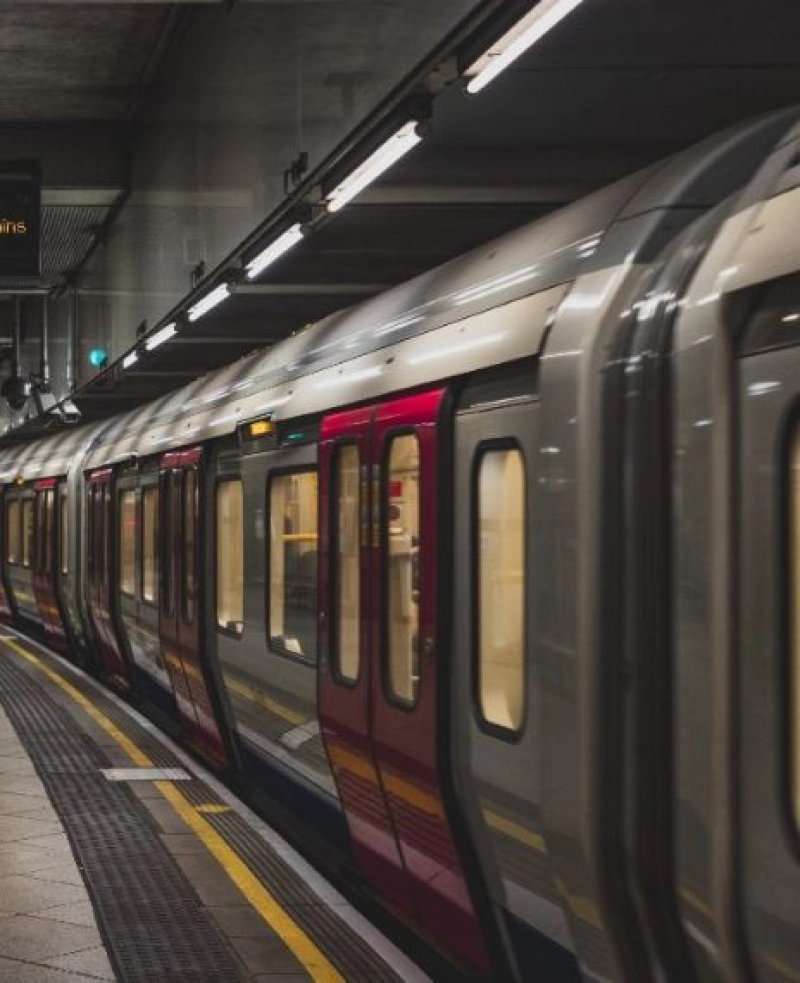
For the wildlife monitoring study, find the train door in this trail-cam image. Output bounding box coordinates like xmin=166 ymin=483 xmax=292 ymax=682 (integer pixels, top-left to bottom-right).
xmin=32 ymin=479 xmax=67 ymax=651
xmin=86 ymin=469 xmax=130 ymax=690
xmin=159 ymin=448 xmax=228 ymax=768
xmin=319 ymin=388 xmax=492 ymax=974
xmin=0 ymin=488 xmax=16 ymax=623
xmin=736 ymin=280 xmax=800 ymax=982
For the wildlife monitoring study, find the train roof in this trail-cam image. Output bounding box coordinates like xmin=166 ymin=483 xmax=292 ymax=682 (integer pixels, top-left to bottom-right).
xmin=2 ymin=108 xmax=799 ymax=480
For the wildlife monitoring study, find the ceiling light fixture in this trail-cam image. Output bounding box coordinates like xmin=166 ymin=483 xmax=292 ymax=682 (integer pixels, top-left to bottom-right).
xmin=326 ymin=121 xmax=423 ymax=213
xmin=122 ymin=351 xmax=138 ymax=369
xmin=465 ymin=0 xmax=587 ymax=94
xmin=188 ymin=283 xmax=231 ymax=322
xmin=246 ymin=224 xmax=305 ymax=280
xmin=145 ymin=322 xmax=178 ymax=351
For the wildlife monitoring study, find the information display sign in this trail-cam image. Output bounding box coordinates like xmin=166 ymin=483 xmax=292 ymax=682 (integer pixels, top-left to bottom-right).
xmin=0 ymin=161 xmax=40 ymax=276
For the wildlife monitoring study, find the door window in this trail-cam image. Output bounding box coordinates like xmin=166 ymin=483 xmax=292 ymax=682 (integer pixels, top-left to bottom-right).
xmin=142 ymin=487 xmax=158 ymax=602
xmin=119 ymin=491 xmax=136 ymax=596
xmin=162 ymin=474 xmax=175 ymax=615
xmin=216 ymin=479 xmax=244 ymax=633
xmin=476 ymin=446 xmax=526 ymax=733
xmin=269 ymin=470 xmax=318 ymax=660
xmin=6 ymin=499 xmax=19 ymax=564
xmin=332 ymin=445 xmax=361 ymax=682
xmin=21 ymin=498 xmax=33 ymax=569
xmin=182 ymin=470 xmax=197 ymax=624
xmin=385 ymin=434 xmax=421 ymax=706
xmin=60 ymin=492 xmax=68 ymax=576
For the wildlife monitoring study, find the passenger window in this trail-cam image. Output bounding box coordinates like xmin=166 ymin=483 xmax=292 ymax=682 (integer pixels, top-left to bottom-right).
xmin=333 ymin=445 xmax=360 ymax=682
xmin=216 ymin=479 xmax=244 ymax=634
xmin=60 ymin=493 xmax=68 ymax=576
xmin=385 ymin=434 xmax=420 ymax=707
xmin=269 ymin=470 xmax=318 ymax=660
xmin=183 ymin=471 xmax=196 ymax=623
xmin=476 ymin=447 xmax=526 ymax=733
xmin=141 ymin=487 xmax=158 ymax=602
xmin=119 ymin=491 xmax=136 ymax=596
xmin=21 ymin=498 xmax=33 ymax=569
xmin=792 ymin=429 xmax=800 ymax=829
xmin=6 ymin=499 xmax=19 ymax=564
xmin=103 ymin=486 xmax=111 ymax=584
xmin=162 ymin=475 xmax=174 ymax=615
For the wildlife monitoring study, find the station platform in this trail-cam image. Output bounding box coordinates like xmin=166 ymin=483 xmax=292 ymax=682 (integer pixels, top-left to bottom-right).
xmin=0 ymin=628 xmax=429 ymax=983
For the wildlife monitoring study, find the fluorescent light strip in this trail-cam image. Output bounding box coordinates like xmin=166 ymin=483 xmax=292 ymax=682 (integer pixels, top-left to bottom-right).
xmin=327 ymin=122 xmax=422 ymax=213
xmin=246 ymin=224 xmax=305 ymax=280
xmin=465 ymin=0 xmax=587 ymax=94
xmin=188 ymin=283 xmax=231 ymax=322
xmin=145 ymin=322 xmax=177 ymax=351
xmin=122 ymin=352 xmax=138 ymax=369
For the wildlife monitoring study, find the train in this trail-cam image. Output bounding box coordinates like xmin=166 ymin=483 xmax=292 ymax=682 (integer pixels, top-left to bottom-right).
xmin=0 ymin=107 xmax=798 ymax=983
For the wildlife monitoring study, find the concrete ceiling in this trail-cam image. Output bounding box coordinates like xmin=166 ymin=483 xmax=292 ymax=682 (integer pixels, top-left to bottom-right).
xmin=3 ymin=0 xmax=800 ymax=439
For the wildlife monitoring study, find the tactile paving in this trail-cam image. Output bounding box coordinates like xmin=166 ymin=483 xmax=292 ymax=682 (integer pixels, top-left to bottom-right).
xmin=63 ymin=665 xmax=408 ymax=982
xmin=0 ymin=655 xmax=248 ymax=983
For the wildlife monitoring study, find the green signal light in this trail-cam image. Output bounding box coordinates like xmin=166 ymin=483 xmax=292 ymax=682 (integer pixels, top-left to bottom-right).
xmin=88 ymin=347 xmax=108 ymax=368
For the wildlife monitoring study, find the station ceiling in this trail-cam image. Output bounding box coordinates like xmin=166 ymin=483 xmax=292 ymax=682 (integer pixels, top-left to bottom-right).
xmin=4 ymin=0 xmax=800 ymax=439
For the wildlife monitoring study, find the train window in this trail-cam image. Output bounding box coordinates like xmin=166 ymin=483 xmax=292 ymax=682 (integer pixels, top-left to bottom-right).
xmin=6 ymin=499 xmax=19 ymax=564
xmin=162 ymin=474 xmax=175 ymax=616
xmin=103 ymin=485 xmax=111 ymax=584
xmin=182 ymin=470 xmax=196 ymax=624
xmin=385 ymin=434 xmax=420 ymax=707
xmin=141 ymin=487 xmax=158 ymax=602
xmin=269 ymin=470 xmax=318 ymax=661
xmin=332 ymin=445 xmax=360 ymax=682
xmin=34 ymin=493 xmax=46 ymax=572
xmin=476 ymin=447 xmax=526 ymax=734
xmin=216 ymin=479 xmax=244 ymax=634
xmin=119 ymin=491 xmax=136 ymax=596
xmin=60 ymin=493 xmax=68 ymax=576
xmin=40 ymin=490 xmax=53 ymax=573
xmin=21 ymin=498 xmax=33 ymax=569
xmin=792 ymin=429 xmax=800 ymax=829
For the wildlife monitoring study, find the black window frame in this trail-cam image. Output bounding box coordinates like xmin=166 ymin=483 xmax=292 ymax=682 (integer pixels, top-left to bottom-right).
xmin=380 ymin=427 xmax=422 ymax=712
xmin=471 ymin=437 xmax=529 ymax=744
xmin=265 ymin=464 xmax=319 ymax=666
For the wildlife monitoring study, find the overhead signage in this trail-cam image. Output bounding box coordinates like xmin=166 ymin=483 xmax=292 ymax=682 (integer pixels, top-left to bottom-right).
xmin=0 ymin=160 xmax=40 ymax=276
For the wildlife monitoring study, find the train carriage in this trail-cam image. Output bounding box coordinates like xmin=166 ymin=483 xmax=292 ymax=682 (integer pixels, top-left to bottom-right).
xmin=0 ymin=110 xmax=799 ymax=981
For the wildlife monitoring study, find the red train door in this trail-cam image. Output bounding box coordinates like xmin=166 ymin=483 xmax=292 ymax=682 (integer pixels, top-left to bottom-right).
xmin=319 ymin=388 xmax=490 ymax=973
xmin=32 ymin=479 xmax=66 ymax=651
xmin=87 ymin=469 xmax=130 ymax=690
xmin=159 ymin=448 xmax=228 ymax=768
xmin=0 ymin=488 xmax=16 ymax=623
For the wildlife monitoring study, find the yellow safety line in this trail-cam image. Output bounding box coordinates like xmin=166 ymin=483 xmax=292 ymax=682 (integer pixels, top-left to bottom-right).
xmin=3 ymin=637 xmax=345 ymax=983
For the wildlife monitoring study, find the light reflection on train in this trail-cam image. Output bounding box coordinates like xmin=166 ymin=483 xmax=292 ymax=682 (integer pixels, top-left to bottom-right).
xmin=1 ymin=111 xmax=800 ymax=981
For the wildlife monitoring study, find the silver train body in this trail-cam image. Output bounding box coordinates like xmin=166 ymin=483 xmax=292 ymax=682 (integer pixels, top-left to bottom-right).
xmin=0 ymin=110 xmax=799 ymax=982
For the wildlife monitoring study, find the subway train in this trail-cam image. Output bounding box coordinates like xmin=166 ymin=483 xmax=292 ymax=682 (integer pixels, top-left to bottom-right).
xmin=0 ymin=108 xmax=799 ymax=983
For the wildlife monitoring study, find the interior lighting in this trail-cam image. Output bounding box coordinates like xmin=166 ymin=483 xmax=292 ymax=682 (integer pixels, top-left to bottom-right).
xmin=464 ymin=0 xmax=587 ymax=94
xmin=122 ymin=351 xmax=138 ymax=369
xmin=145 ymin=322 xmax=177 ymax=351
xmin=246 ymin=224 xmax=305 ymax=280
xmin=326 ymin=121 xmax=423 ymax=213
xmin=188 ymin=283 xmax=231 ymax=322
